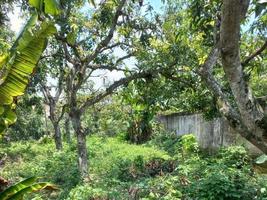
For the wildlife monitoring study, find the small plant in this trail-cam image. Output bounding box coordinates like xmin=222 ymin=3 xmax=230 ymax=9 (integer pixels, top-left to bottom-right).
xmin=179 ymin=134 xmax=199 ymax=160
xmin=218 ymin=146 xmax=250 ymax=168
xmin=187 ymin=168 xmax=258 ymax=200
xmin=66 ymin=184 xmax=108 ymax=200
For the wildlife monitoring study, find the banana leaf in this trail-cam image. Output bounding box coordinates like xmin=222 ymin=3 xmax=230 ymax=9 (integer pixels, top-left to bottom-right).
xmin=0 ymin=177 xmax=58 ymax=200
xmin=0 ymin=13 xmax=56 ymax=135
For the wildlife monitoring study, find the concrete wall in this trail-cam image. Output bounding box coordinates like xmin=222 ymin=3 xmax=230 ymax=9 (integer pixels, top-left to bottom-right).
xmin=158 ymin=113 xmax=262 ymax=155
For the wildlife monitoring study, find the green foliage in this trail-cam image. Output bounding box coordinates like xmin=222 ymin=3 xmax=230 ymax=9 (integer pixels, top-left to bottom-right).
xmin=178 ymin=134 xmax=199 ymax=156
xmin=148 ymin=129 xmax=180 ymax=155
xmin=149 ymin=132 xmax=199 ymax=158
xmin=0 ymin=177 xmax=57 ymax=200
xmin=83 ymin=95 xmax=130 ymax=137
xmin=0 ymin=28 xmax=14 ymax=56
xmin=187 ymin=168 xmax=258 ymax=200
xmin=0 ymin=136 xmax=172 ymax=199
xmin=0 ymin=12 xmax=56 ymax=135
xmin=29 ymin=0 xmax=61 ymax=15
xmin=114 ymin=156 xmax=176 ymax=182
xmin=5 ymin=94 xmax=46 ymax=141
xmin=189 ymin=0 xmax=221 ymax=46
xmin=1 ymin=133 xmax=267 ymax=200
xmin=66 ymin=184 xmax=108 ymax=200
xmin=121 ymin=81 xmax=160 ymax=143
xmin=0 ymin=140 xmax=79 ymax=199
xmin=217 ymin=146 xmax=250 ymax=168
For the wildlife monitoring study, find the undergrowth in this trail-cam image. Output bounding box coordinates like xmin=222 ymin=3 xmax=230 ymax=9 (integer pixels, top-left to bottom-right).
xmin=0 ymin=133 xmax=267 ymax=199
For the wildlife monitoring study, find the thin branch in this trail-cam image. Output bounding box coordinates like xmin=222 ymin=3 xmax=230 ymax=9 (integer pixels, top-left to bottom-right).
xmin=257 ymin=95 xmax=267 ymax=102
xmin=99 ymin=42 xmax=131 ymax=53
xmin=115 ymin=53 xmax=133 ymax=64
xmin=83 ymin=0 xmax=127 ymax=65
xmin=40 ymin=52 xmax=63 ymax=60
xmin=242 ymin=40 xmax=267 ymax=66
xmin=57 ymin=104 xmax=67 ymax=123
xmin=61 ymin=42 xmax=76 ymax=65
xmin=40 ymin=85 xmax=50 ymax=104
xmin=87 ymin=53 xmax=134 ymax=72
xmin=56 ymin=35 xmax=83 ymax=62
xmin=87 ymin=64 xmax=131 ymax=72
xmin=54 ymin=70 xmax=65 ymax=102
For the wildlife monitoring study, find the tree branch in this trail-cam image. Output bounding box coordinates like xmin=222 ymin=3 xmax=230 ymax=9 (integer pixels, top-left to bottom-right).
xmin=219 ymin=0 xmax=267 ymax=152
xmin=83 ymin=0 xmax=127 ymax=65
xmin=99 ymin=42 xmax=131 ymax=53
xmin=87 ymin=53 xmax=134 ymax=72
xmin=79 ymin=69 xmax=158 ymax=113
xmin=57 ymin=104 xmax=67 ymax=123
xmin=242 ymin=40 xmax=267 ymax=66
xmin=199 ymin=46 xmax=241 ymax=121
xmin=56 ymin=35 xmax=82 ymax=63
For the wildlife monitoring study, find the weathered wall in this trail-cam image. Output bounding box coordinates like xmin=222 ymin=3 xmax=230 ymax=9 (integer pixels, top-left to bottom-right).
xmin=158 ymin=113 xmax=262 ymax=155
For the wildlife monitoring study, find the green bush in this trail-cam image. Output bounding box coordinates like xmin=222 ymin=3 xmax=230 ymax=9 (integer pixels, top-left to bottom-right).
xmin=136 ymin=175 xmax=183 ymax=200
xmin=178 ymin=134 xmax=199 ymax=160
xmin=41 ymin=150 xmax=80 ymax=198
xmin=0 ymin=142 xmax=79 ymax=199
xmin=66 ymin=184 xmax=108 ymax=200
xmin=148 ymin=130 xmax=180 ymax=155
xmin=187 ymin=167 xmax=258 ymax=200
xmin=218 ymin=146 xmax=250 ymax=168
xmin=149 ymin=133 xmax=199 ymax=159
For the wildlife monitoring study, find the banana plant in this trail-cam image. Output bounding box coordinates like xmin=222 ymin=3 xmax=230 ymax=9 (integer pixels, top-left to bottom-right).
xmin=0 ymin=177 xmax=58 ymax=200
xmin=0 ymin=0 xmax=60 ymax=135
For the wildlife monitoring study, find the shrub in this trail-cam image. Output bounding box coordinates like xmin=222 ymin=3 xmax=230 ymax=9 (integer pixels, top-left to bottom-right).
xmin=5 ymin=95 xmax=46 ymax=142
xmin=218 ymin=146 xmax=250 ymax=168
xmin=148 ymin=130 xmax=181 ymax=155
xmin=0 ymin=142 xmax=79 ymax=199
xmin=66 ymin=184 xmax=108 ymax=200
xmin=149 ymin=133 xmax=199 ymax=158
xmin=178 ymin=134 xmax=199 ymax=158
xmin=114 ymin=156 xmax=177 ymax=181
xmin=134 ymin=175 xmax=182 ymax=200
xmin=187 ymin=168 xmax=258 ymax=200
xmin=41 ymin=149 xmax=80 ymax=198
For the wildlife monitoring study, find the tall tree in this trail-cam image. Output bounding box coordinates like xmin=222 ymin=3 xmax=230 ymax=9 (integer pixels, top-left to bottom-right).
xmin=50 ymin=0 xmax=159 ymax=178
xmin=199 ymin=0 xmax=267 ymax=152
xmin=125 ymin=0 xmax=267 ymax=152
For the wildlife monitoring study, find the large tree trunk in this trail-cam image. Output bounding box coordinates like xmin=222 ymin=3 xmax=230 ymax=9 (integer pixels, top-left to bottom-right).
xmin=220 ymin=0 xmax=267 ymax=152
xmin=53 ymin=122 xmax=63 ymax=150
xmin=70 ymin=111 xmax=88 ymax=179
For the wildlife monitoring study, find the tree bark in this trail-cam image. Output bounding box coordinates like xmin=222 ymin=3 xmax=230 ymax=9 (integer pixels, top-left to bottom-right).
xmin=64 ymin=117 xmax=71 ymax=144
xmin=199 ymin=46 xmax=267 ymax=153
xmin=53 ymin=122 xmax=63 ymax=150
xmin=70 ymin=111 xmax=88 ymax=179
xmin=218 ymin=0 xmax=267 ymax=152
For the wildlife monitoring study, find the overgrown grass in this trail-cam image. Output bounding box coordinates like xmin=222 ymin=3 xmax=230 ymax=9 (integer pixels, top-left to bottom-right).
xmin=0 ymin=136 xmax=172 ymax=199
xmin=1 ymin=134 xmax=267 ymax=199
